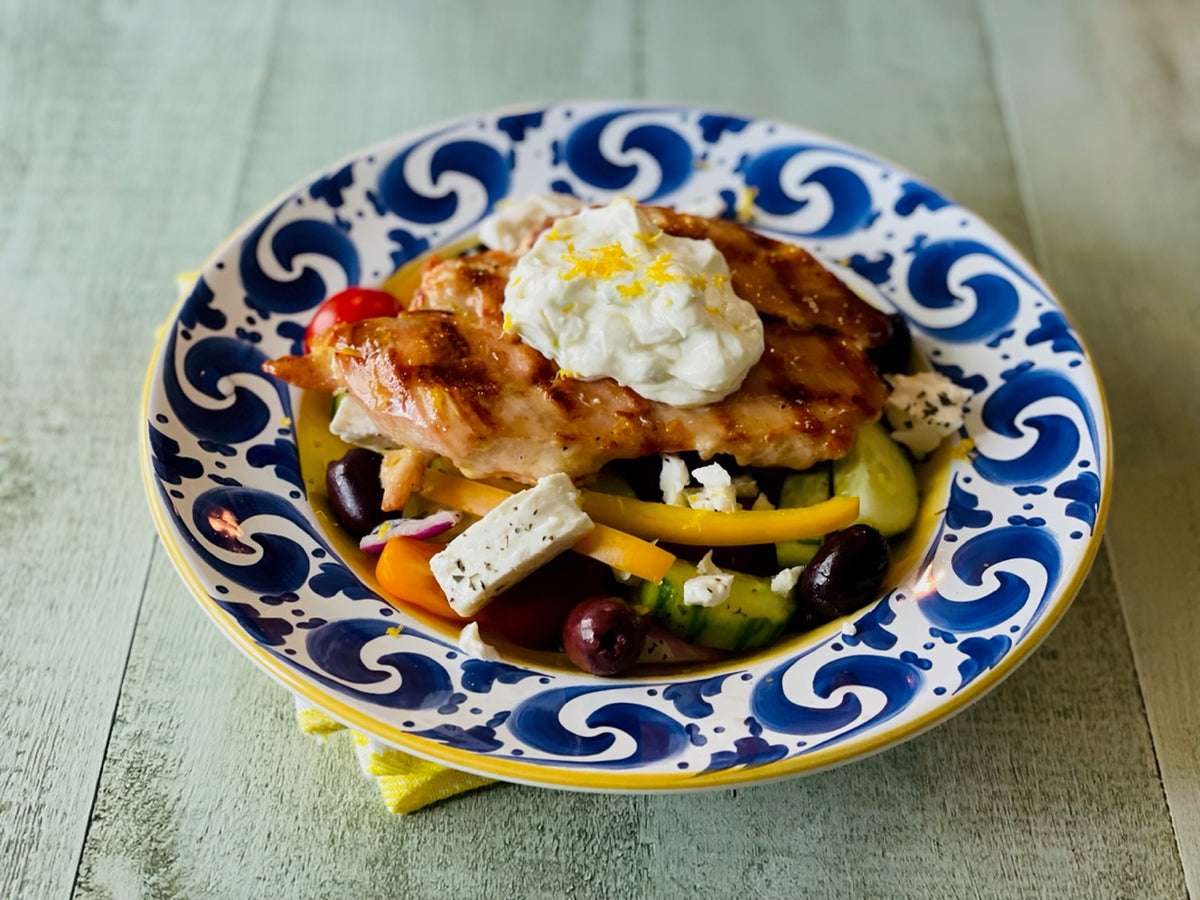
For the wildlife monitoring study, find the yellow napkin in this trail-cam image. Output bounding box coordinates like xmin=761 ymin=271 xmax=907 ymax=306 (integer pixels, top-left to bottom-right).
xmin=293 ymin=697 xmax=495 ymax=813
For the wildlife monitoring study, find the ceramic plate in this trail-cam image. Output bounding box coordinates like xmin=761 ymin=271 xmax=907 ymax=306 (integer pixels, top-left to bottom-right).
xmin=141 ymin=101 xmax=1110 ymax=791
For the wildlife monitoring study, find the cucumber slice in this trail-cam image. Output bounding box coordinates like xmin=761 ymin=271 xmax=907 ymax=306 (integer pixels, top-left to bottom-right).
xmin=779 ymin=465 xmax=832 ymax=507
xmin=775 ymin=465 xmax=831 ymax=567
xmin=639 ymin=559 xmax=794 ymax=652
xmin=589 ymin=470 xmax=639 ymax=498
xmin=776 ymin=539 xmax=822 ymax=568
xmin=832 ymin=421 xmax=919 ymax=537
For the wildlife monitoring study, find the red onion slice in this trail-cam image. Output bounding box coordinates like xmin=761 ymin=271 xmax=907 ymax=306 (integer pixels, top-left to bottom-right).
xmin=358 ymin=510 xmax=462 ymax=553
xmin=637 ymin=624 xmax=730 ymax=664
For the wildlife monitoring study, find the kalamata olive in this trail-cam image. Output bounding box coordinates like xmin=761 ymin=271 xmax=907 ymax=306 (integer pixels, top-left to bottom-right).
xmin=659 ymin=542 xmax=779 ymax=577
xmin=325 ymin=448 xmax=385 ymax=536
xmin=563 ymin=596 xmax=647 ymax=676
xmin=794 ymin=524 xmax=890 ymax=629
xmin=868 ymin=313 xmax=912 ymax=374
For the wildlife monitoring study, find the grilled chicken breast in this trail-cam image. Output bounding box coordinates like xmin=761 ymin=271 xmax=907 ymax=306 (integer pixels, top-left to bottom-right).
xmin=265 ymin=207 xmax=893 ymax=483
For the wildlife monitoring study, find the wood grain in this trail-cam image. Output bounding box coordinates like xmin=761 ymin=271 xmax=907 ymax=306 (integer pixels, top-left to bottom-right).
xmin=641 ymin=0 xmax=1035 ymax=254
xmin=0 ymin=2 xmax=281 ymax=896
xmin=0 ymin=0 xmax=1192 ymax=896
xmin=76 ymin=535 xmax=1185 ymax=897
xmin=983 ymin=0 xmax=1200 ymax=893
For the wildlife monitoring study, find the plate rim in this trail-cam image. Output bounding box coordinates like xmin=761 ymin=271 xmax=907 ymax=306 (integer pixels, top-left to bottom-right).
xmin=140 ymin=99 xmax=1114 ymax=791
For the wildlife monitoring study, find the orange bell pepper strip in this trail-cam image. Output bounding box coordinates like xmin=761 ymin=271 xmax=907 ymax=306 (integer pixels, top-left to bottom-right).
xmin=417 ymin=470 xmax=675 ymax=583
xmin=375 ymin=536 xmax=466 ymax=622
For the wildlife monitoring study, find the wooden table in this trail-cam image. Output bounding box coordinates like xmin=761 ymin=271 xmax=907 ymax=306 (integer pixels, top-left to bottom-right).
xmin=3 ymin=1 xmax=1197 ymax=896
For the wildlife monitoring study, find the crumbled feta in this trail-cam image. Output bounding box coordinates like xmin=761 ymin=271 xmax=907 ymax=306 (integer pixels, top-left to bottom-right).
xmin=695 ymin=550 xmax=723 ymax=576
xmin=683 ymin=573 xmax=734 ymax=607
xmin=771 ymin=566 xmax=803 ymax=596
xmin=478 ymin=192 xmax=583 ymax=253
xmin=884 ymin=372 xmax=973 ymax=457
xmin=686 ymin=462 xmax=737 ymax=513
xmin=683 ymin=552 xmax=733 ymax=606
xmin=329 ymin=393 xmax=396 ymax=452
xmin=457 ymin=622 xmax=501 ymax=661
xmin=750 ymin=493 xmax=775 ymax=511
xmin=731 ymin=473 xmax=759 ymax=499
xmin=660 ymin=454 xmax=689 ymax=506
xmin=429 ymin=473 xmax=594 ymax=616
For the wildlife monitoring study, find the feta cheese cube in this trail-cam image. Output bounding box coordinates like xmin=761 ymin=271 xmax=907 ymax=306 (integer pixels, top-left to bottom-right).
xmin=731 ymin=473 xmax=759 ymax=499
xmin=429 ymin=473 xmax=594 ymax=616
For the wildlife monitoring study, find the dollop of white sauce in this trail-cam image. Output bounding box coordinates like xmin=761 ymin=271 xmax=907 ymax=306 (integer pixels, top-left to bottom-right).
xmin=479 ymin=192 xmax=583 ymax=253
xmin=502 ymin=198 xmax=765 ymax=407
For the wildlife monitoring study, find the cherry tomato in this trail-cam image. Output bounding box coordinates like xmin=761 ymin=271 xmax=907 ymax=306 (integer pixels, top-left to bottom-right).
xmin=475 ymin=555 xmax=615 ymax=651
xmin=304 ymin=287 xmax=401 ymax=352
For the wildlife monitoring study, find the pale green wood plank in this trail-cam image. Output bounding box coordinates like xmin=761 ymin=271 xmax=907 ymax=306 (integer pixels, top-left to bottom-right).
xmin=640 ymin=551 xmax=1183 ymax=898
xmin=234 ymin=0 xmax=639 ymax=225
xmin=637 ymin=1 xmax=1186 ymax=895
xmin=76 ymin=556 xmax=653 ymax=899
xmin=60 ymin=1 xmax=1192 ymax=897
xmin=77 ymin=1 xmax=648 ymax=897
xmin=0 ymin=2 xmax=281 ymax=897
xmin=640 ymin=0 xmax=1035 ymax=256
xmin=77 ymin=543 xmax=1184 ymax=898
xmin=982 ymin=0 xmax=1200 ymax=893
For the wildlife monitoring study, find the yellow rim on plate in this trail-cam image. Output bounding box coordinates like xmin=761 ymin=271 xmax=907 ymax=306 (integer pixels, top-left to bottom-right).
xmin=140 ymin=102 xmax=1113 ymax=791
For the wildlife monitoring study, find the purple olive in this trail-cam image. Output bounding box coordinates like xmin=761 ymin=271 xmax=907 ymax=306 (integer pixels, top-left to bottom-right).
xmin=563 ymin=596 xmax=647 ymax=676
xmin=325 ymin=448 xmax=385 ymax=536
xmin=794 ymin=524 xmax=890 ymax=629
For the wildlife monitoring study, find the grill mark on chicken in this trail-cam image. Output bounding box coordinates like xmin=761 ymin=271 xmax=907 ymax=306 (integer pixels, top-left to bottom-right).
xmin=264 ymin=208 xmax=894 ymax=483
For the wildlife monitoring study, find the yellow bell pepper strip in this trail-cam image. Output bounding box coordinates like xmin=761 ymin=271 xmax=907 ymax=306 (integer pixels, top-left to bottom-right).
xmin=417 ymin=470 xmax=675 ymax=583
xmin=418 ymin=470 xmax=512 ymax=516
xmin=578 ymin=491 xmax=860 ymax=546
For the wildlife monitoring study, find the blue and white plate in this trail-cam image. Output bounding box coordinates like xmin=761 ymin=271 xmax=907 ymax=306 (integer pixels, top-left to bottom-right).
xmin=140 ymin=101 xmax=1110 ymax=791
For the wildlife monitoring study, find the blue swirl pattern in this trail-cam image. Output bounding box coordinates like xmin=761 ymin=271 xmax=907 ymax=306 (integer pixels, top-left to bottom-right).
xmin=143 ymin=102 xmax=1109 ymax=786
xmin=973 ymin=368 xmax=1100 ymax=486
xmin=916 ymin=527 xmax=1062 ymax=632
xmin=378 ymin=136 xmax=510 ymax=224
xmin=740 ymin=144 xmax=876 ymax=237
xmin=239 ymin=203 xmax=361 ymax=315
xmin=507 ymin=687 xmax=691 ymax=768
xmin=564 ymin=109 xmax=692 ymax=201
